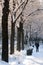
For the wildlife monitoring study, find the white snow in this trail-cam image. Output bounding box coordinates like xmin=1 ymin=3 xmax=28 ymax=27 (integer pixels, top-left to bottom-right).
xmin=0 ymin=44 xmax=43 ymax=65
xmin=0 ymin=60 xmax=9 ymax=65
xmin=9 ymin=44 xmax=43 ymax=65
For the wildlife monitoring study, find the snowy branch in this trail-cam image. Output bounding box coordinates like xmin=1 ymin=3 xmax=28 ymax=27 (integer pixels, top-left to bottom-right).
xmin=13 ymin=0 xmax=29 ymax=24
xmin=13 ymin=1 xmax=25 ymax=14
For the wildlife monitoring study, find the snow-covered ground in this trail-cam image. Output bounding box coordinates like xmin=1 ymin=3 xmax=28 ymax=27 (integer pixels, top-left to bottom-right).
xmin=0 ymin=43 xmax=43 ymax=65
xmin=0 ymin=61 xmax=9 ymax=65
xmin=9 ymin=44 xmax=43 ymax=65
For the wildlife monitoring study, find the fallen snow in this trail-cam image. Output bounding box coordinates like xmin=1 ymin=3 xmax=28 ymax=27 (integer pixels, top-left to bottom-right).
xmin=9 ymin=44 xmax=43 ymax=65
xmin=0 ymin=60 xmax=9 ymax=65
xmin=0 ymin=44 xmax=43 ymax=65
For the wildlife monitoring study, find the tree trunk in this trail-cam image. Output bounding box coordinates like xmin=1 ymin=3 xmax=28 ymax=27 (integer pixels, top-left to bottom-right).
xmin=10 ymin=21 xmax=15 ymax=54
xmin=17 ymin=22 xmax=24 ymax=51
xmin=17 ymin=27 xmax=21 ymax=51
xmin=20 ymin=19 xmax=24 ymax=50
xmin=10 ymin=0 xmax=16 ymax=54
xmin=2 ymin=0 xmax=9 ymax=62
xmin=19 ymin=22 xmax=24 ymax=50
xmin=22 ymin=29 xmax=24 ymax=50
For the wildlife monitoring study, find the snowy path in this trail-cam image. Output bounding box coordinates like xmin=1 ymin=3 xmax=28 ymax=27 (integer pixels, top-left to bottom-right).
xmin=9 ymin=44 xmax=43 ymax=65
xmin=0 ymin=44 xmax=43 ymax=65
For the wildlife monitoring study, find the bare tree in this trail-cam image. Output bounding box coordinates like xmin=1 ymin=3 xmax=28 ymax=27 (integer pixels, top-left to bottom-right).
xmin=2 ymin=0 xmax=9 ymax=62
xmin=10 ymin=0 xmax=29 ymax=52
xmin=10 ymin=0 xmax=16 ymax=54
xmin=17 ymin=0 xmax=29 ymax=51
xmin=10 ymin=0 xmax=25 ymax=54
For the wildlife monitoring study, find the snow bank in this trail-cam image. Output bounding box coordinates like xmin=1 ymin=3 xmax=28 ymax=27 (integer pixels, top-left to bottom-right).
xmin=0 ymin=60 xmax=9 ymax=65
xmin=9 ymin=44 xmax=43 ymax=65
xmin=0 ymin=44 xmax=43 ymax=65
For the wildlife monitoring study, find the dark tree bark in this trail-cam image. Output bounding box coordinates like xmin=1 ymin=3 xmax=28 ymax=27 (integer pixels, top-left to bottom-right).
xmin=29 ymin=25 xmax=31 ymax=46
xmin=10 ymin=0 xmax=16 ymax=54
xmin=22 ymin=29 xmax=24 ymax=50
xmin=17 ymin=27 xmax=21 ymax=51
xmin=10 ymin=19 xmax=15 ymax=54
xmin=2 ymin=0 xmax=9 ymax=62
xmin=17 ymin=22 xmax=24 ymax=51
xmin=10 ymin=12 xmax=22 ymax=53
xmin=19 ymin=22 xmax=24 ymax=50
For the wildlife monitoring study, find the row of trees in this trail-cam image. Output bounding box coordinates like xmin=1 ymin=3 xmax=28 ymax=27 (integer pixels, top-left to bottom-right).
xmin=2 ymin=0 xmax=43 ymax=62
xmin=2 ymin=0 xmax=29 ymax=62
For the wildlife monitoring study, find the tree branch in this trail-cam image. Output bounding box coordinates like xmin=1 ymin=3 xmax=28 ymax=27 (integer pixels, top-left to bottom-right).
xmin=13 ymin=11 xmax=22 ymax=25
xmin=20 ymin=0 xmax=29 ymax=15
xmin=13 ymin=0 xmax=29 ymax=24
xmin=28 ymin=8 xmax=43 ymax=16
xmin=13 ymin=1 xmax=25 ymax=14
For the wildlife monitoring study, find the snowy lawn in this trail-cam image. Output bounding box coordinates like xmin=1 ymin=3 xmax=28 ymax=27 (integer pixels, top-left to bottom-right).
xmin=9 ymin=44 xmax=43 ymax=65
xmin=0 ymin=44 xmax=43 ymax=65
xmin=0 ymin=60 xmax=9 ymax=65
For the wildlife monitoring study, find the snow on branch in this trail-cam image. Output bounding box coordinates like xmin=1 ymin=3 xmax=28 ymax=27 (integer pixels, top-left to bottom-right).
xmin=13 ymin=1 xmax=25 ymax=14
xmin=13 ymin=11 xmax=22 ymax=24
xmin=13 ymin=0 xmax=29 ymax=24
